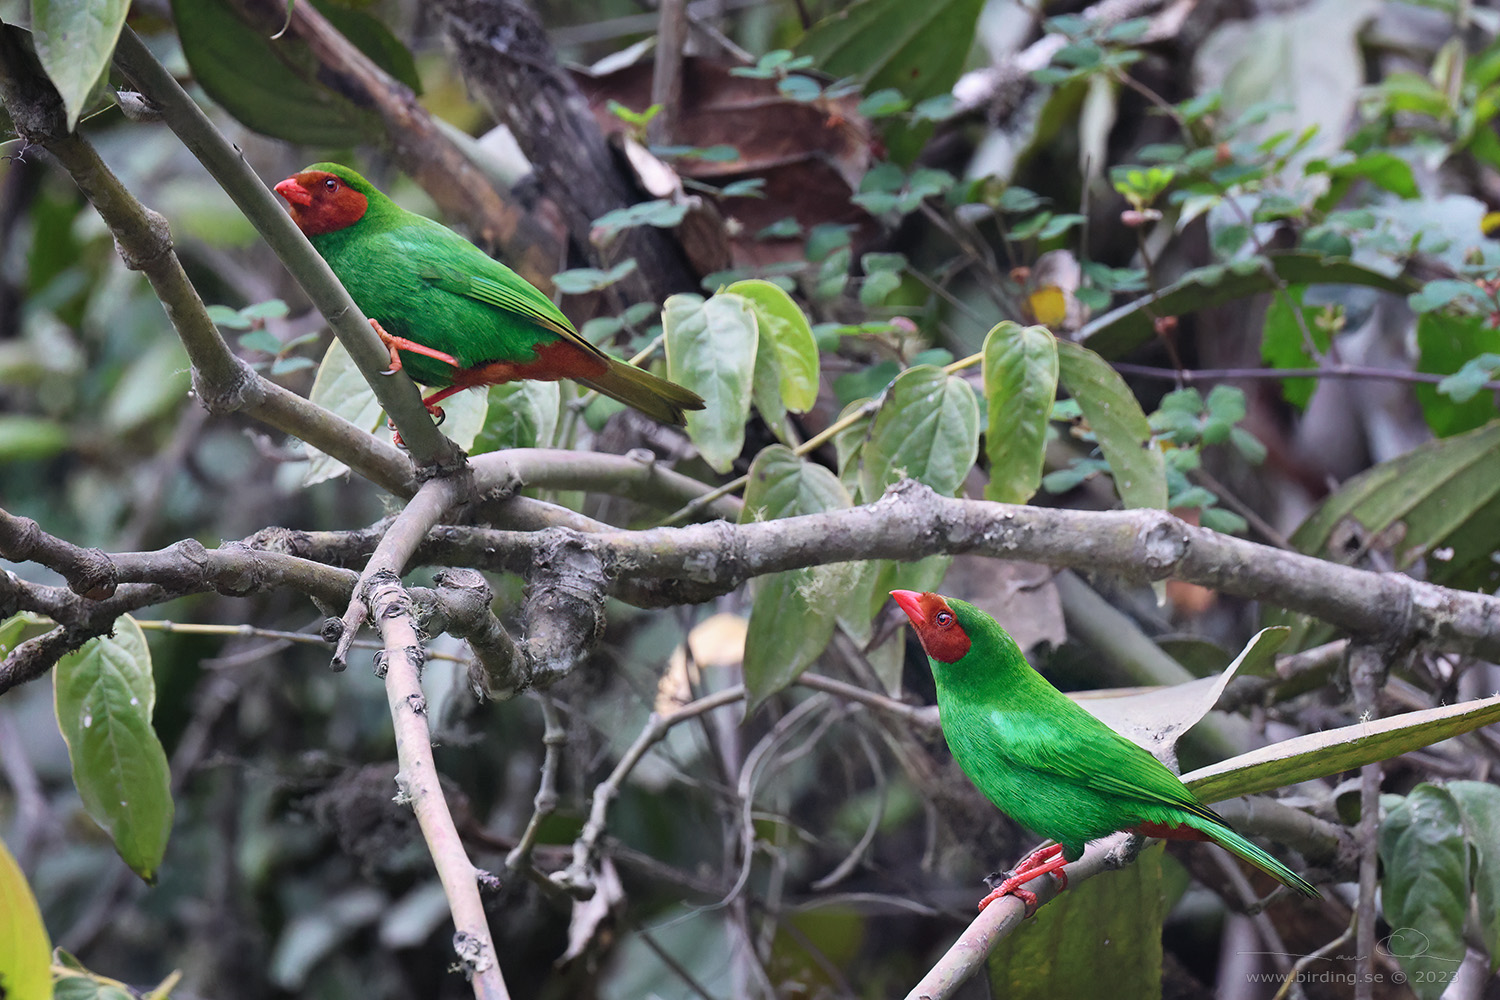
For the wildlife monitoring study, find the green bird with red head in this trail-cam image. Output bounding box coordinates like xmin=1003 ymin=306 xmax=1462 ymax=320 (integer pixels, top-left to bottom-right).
xmin=274 ymin=163 xmax=705 ymax=425
xmin=891 ymin=590 xmax=1320 ymax=912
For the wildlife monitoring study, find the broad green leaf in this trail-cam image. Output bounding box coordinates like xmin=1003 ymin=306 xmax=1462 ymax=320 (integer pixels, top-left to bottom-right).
xmin=304 ymin=339 xmax=386 ymax=485
xmin=472 ymin=380 xmax=559 ymax=453
xmin=1415 ymin=312 xmax=1500 ymax=436
xmin=171 ymin=0 xmax=420 ymax=146
xmin=858 ymin=366 xmax=978 ymax=614
xmin=54 ymin=616 xmax=173 ymax=882
xmin=741 ymin=447 xmax=853 ymax=704
xmin=665 ymin=293 xmax=758 ymax=473
xmin=32 ymin=0 xmax=128 ymax=130
xmin=1289 ymin=419 xmax=1500 ymax=592
xmin=1260 ymin=285 xmax=1331 ymax=409
xmin=1183 ymin=693 xmax=1500 ymax=803
xmin=727 ymin=279 xmax=819 ymax=426
xmin=0 ymin=415 xmax=69 ymax=462
xmin=0 ymin=834 xmax=52 ymax=1000
xmin=1079 ymin=252 xmax=1415 ymax=359
xmin=798 ymin=0 xmax=986 ymax=162
xmin=983 ymin=322 xmax=1058 ymax=504
xmin=102 ymin=339 xmax=190 ymax=433
xmin=988 ymin=844 xmax=1165 ymax=1000
xmin=1379 ymin=785 xmax=1468 ymax=998
xmin=1057 ymin=341 xmax=1166 ymax=510
xmin=303 ymin=339 xmax=487 ymax=485
xmin=1449 ymin=781 xmax=1500 ymax=969
xmin=858 ymin=365 xmax=979 ymax=500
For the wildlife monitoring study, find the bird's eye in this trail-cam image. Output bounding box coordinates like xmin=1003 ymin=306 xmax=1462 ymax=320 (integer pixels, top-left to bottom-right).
xmin=935 ymin=611 xmax=953 ymax=627
xmin=324 ymin=178 xmax=338 ymax=192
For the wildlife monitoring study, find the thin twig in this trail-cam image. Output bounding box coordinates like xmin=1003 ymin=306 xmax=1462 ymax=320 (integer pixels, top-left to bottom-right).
xmin=506 ymin=695 xmax=566 ymax=872
xmin=559 ymin=686 xmax=747 ymax=895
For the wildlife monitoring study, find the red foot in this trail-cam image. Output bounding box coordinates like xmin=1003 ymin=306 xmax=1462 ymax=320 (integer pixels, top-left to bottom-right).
xmin=978 ymin=844 xmax=1070 ymax=916
xmin=370 ymin=318 xmax=459 ymax=376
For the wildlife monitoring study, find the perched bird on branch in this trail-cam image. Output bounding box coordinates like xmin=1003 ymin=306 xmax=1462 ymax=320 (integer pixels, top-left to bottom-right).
xmin=275 ymin=162 xmax=704 ymax=426
xmin=891 ymin=589 xmax=1320 ymax=912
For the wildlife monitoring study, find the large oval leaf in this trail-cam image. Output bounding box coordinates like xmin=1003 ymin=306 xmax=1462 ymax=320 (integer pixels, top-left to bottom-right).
xmin=798 ymin=0 xmax=986 ymax=161
xmin=987 ymin=845 xmax=1165 ymax=1000
xmin=472 ymin=380 xmax=560 ymax=453
xmin=32 ymin=0 xmax=128 ymax=130
xmin=740 ymin=446 xmax=853 ymax=705
xmin=857 ymin=366 xmax=979 ymax=617
xmin=303 ymin=339 xmax=485 ymax=485
xmin=171 ymin=0 xmax=420 ymax=146
xmin=0 ymin=834 xmax=52 ymax=1000
xmin=983 ymin=321 xmax=1058 ymax=504
xmin=858 ymin=365 xmax=979 ymax=501
xmin=53 ymin=616 xmax=173 ymax=882
xmin=1057 ymin=340 xmax=1166 ymax=510
xmin=727 ymin=279 xmax=820 ymax=428
xmin=665 ymin=293 xmax=758 ymax=473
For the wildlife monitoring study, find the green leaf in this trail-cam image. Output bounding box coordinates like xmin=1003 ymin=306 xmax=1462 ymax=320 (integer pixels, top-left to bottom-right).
xmin=592 ymin=200 xmax=689 ymax=239
xmin=1259 ymin=285 xmax=1330 ymax=409
xmin=471 ymin=380 xmax=559 ymax=454
xmin=1409 ymin=279 xmax=1491 ymax=315
xmin=0 ymin=833 xmax=52 ymax=1000
xmin=1447 ymin=781 xmax=1500 ymax=969
xmin=0 ymin=415 xmax=69 ymax=462
xmin=983 ymin=322 xmax=1059 ymax=504
xmin=1056 ymin=341 xmax=1166 ymax=510
xmin=727 ymin=279 xmax=819 ymax=429
xmin=303 ymin=339 xmax=387 ymax=485
xmin=798 ymin=0 xmax=986 ymax=162
xmin=551 ymin=260 xmax=639 ymax=295
xmin=988 ymin=844 xmax=1165 ymax=1000
xmin=54 ymin=616 xmax=173 ymax=882
xmin=664 ymin=293 xmax=758 ymax=473
xmin=856 ymin=366 xmax=977 ymax=617
xmin=1183 ymin=693 xmax=1500 ymax=803
xmin=1416 ymin=312 xmax=1500 ymax=436
xmin=171 ymin=0 xmax=420 ymax=146
xmin=740 ymin=447 xmax=854 ymax=704
xmin=1436 ymin=353 xmax=1500 ymax=404
xmin=1379 ymin=785 xmax=1469 ymax=998
xmin=32 ymin=0 xmax=128 ymax=130
xmin=303 ymin=339 xmax=486 ymax=484
xmin=1289 ymin=419 xmax=1500 ymax=592
xmin=1080 ymin=252 xmax=1415 ymax=360
xmin=102 ymin=339 xmax=191 ymax=433
xmin=859 ymin=365 xmax=980 ymax=501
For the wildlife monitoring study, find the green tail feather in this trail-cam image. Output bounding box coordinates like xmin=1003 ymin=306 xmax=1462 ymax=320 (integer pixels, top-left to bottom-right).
xmin=576 ymin=358 xmax=705 ymax=426
xmin=1191 ymin=818 xmax=1321 ymax=898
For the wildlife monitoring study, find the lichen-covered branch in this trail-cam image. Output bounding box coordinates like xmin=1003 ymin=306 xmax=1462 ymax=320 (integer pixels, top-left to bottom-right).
xmin=430 ymin=482 xmax=1500 ymax=661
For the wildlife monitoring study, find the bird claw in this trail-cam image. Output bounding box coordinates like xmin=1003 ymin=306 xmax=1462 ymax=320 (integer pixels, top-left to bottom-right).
xmin=977 ymin=845 xmax=1069 ymax=917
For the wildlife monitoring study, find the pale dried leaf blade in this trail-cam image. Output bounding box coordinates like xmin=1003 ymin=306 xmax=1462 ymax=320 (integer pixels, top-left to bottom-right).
xmin=1184 ymin=693 xmax=1500 ymax=803
xmin=1074 ymin=627 xmax=1289 ymax=766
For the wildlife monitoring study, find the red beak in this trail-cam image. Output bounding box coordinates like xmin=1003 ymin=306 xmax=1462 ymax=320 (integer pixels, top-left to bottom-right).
xmin=274 ymin=177 xmax=312 ymax=207
xmin=890 ymin=590 xmax=926 ymax=626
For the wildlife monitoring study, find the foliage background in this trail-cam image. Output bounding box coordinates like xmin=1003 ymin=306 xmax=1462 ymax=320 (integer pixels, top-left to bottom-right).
xmin=4 ymin=0 xmax=1500 ymax=998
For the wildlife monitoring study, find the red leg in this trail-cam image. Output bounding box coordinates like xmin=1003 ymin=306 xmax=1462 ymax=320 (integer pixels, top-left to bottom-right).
xmin=370 ymin=318 xmax=459 ymax=375
xmin=978 ymin=845 xmax=1070 ymax=916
